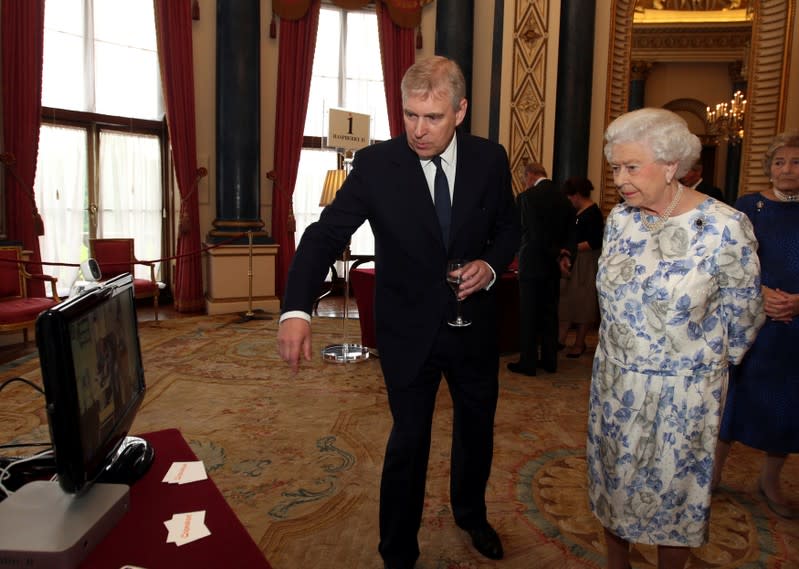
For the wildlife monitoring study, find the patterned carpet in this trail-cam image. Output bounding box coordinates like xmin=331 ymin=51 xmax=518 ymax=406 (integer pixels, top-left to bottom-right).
xmin=1 ymin=315 xmax=797 ymax=568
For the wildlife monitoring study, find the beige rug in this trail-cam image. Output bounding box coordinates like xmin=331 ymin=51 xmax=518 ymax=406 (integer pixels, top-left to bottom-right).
xmin=1 ymin=315 xmax=797 ymax=568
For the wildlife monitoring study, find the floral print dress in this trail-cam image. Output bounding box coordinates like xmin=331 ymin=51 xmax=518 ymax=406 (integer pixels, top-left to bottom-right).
xmin=586 ymin=198 xmax=764 ymax=547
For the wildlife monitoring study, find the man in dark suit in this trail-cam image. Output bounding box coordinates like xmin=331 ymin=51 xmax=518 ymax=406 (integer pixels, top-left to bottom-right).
xmin=679 ymin=160 xmax=725 ymax=202
xmin=277 ymin=56 xmax=519 ymax=569
xmin=507 ymin=163 xmax=575 ymax=376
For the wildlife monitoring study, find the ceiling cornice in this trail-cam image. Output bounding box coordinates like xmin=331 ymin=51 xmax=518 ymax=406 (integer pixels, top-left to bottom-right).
xmin=632 ymin=25 xmax=750 ymax=62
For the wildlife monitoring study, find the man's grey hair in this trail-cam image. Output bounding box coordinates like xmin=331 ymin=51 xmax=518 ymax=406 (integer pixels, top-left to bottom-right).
xmin=401 ymin=56 xmax=466 ymax=112
xmin=525 ymin=162 xmax=547 ymax=178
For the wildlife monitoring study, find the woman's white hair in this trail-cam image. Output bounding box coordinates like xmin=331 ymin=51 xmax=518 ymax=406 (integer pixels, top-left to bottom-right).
xmin=603 ymin=108 xmax=701 ymax=178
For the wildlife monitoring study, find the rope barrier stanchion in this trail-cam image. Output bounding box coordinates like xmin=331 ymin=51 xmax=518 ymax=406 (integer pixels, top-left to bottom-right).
xmin=6 ymin=232 xmax=250 ymax=271
xmin=231 ymin=230 xmax=273 ymax=324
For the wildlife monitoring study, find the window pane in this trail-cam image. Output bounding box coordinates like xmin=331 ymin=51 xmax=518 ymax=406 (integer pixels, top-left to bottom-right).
xmin=93 ymin=0 xmax=161 ymax=118
xmin=306 ymin=77 xmax=340 ymax=138
xmin=42 ymin=0 xmax=163 ymax=117
xmin=293 ymin=149 xmax=338 ymax=247
xmin=313 ymin=8 xmax=343 ymax=78
xmin=95 ymin=42 xmax=162 ymax=119
xmin=304 ymin=8 xmax=341 ymax=136
xmin=43 ymin=0 xmax=86 ymax=110
xmin=44 ymin=0 xmax=83 ymax=34
xmin=345 ymin=10 xmax=389 ymax=141
xmin=98 ymin=131 xmax=163 ymax=280
xmin=42 ymin=31 xmax=87 ymax=111
xmin=94 ymin=0 xmax=157 ymax=49
xmin=345 ymin=12 xmax=382 ymax=81
xmin=345 ymin=78 xmax=390 ymax=142
xmin=35 ymin=124 xmax=89 ymax=297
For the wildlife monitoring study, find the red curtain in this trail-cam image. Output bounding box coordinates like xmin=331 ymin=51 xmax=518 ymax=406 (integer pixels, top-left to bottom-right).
xmin=154 ymin=0 xmax=205 ymax=313
xmin=273 ymin=0 xmax=428 ymax=27
xmin=1 ymin=0 xmax=45 ymax=296
xmin=376 ymin=0 xmax=416 ymax=138
xmin=270 ymin=0 xmax=321 ymax=298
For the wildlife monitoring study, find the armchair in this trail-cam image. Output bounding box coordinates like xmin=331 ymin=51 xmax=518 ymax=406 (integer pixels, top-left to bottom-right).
xmin=89 ymin=238 xmax=160 ymax=320
xmin=0 ymin=245 xmax=60 ymax=343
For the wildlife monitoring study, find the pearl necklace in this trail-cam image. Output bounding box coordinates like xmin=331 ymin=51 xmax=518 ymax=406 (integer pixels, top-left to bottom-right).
xmin=774 ymin=188 xmax=799 ymax=202
xmin=640 ymin=184 xmax=684 ymax=232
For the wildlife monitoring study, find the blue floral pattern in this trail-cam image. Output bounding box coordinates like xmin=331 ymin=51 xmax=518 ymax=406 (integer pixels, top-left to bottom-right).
xmin=586 ymin=198 xmax=764 ymax=547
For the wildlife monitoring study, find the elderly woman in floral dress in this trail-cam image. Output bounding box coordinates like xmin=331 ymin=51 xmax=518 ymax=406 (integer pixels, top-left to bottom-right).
xmin=586 ymin=108 xmax=764 ymax=569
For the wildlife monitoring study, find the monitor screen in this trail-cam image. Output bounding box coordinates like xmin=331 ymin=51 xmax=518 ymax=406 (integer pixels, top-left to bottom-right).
xmin=36 ymin=274 xmax=147 ymax=494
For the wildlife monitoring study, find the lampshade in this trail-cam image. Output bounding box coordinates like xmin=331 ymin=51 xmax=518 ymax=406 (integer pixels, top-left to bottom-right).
xmin=319 ymin=169 xmax=347 ymax=207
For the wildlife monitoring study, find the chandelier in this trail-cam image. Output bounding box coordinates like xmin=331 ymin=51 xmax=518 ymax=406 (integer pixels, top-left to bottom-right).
xmin=705 ymin=90 xmax=747 ymax=144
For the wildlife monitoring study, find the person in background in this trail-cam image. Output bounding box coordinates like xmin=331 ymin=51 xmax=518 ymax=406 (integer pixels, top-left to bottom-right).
xmin=557 ymin=176 xmax=603 ymax=358
xmin=277 ymin=56 xmax=519 ymax=569
xmin=507 ymin=162 xmax=575 ymax=376
xmin=587 ymin=107 xmax=764 ymax=569
xmin=714 ymin=132 xmax=799 ymax=519
xmin=678 ymin=160 xmax=725 ymax=202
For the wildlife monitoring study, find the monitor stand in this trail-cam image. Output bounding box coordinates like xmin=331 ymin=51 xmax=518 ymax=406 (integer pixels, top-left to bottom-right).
xmin=0 ymin=480 xmax=129 ymax=569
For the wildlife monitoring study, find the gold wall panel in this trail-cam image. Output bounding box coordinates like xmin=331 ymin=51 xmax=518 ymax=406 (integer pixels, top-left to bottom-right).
xmin=509 ymin=0 xmax=549 ymax=195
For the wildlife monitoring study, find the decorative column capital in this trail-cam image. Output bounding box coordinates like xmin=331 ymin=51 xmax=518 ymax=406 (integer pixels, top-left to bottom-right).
xmin=729 ymin=60 xmax=746 ymax=83
xmin=630 ymin=60 xmax=654 ymax=81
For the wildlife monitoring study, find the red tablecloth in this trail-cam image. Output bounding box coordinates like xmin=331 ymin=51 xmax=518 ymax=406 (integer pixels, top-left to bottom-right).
xmin=81 ymin=428 xmax=271 ymax=569
xmin=350 ymin=268 xmax=377 ymax=349
xmin=350 ymin=268 xmax=519 ymax=354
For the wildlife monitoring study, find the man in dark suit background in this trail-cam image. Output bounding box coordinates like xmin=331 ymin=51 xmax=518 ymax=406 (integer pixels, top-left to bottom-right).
xmin=679 ymin=160 xmax=725 ymax=202
xmin=507 ymin=163 xmax=575 ymax=376
xmin=277 ymin=56 xmax=519 ymax=569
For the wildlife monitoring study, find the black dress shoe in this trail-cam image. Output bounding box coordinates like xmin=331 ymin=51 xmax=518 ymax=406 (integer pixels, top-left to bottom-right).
xmin=538 ymin=362 xmax=557 ymax=373
xmin=507 ymin=361 xmax=536 ymax=376
xmin=464 ymin=522 xmax=504 ymax=560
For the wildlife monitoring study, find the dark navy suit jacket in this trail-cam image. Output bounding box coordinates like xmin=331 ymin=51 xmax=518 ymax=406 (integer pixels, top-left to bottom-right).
xmin=516 ymin=179 xmax=576 ymax=281
xmin=282 ymin=131 xmax=519 ymax=387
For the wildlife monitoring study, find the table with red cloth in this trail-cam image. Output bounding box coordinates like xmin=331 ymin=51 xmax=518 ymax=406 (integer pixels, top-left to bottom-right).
xmin=350 ymin=268 xmax=519 ymax=354
xmin=81 ymin=428 xmax=271 ymax=569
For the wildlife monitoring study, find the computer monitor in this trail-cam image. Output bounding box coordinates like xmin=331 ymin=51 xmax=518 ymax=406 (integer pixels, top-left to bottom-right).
xmin=35 ymin=273 xmax=153 ymax=495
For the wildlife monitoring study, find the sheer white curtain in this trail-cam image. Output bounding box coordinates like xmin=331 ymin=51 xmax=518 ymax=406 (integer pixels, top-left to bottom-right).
xmin=97 ymin=131 xmax=162 ymax=279
xmin=35 ymin=125 xmax=88 ymax=297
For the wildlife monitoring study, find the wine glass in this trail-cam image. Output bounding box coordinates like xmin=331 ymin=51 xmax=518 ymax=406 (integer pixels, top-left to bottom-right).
xmin=446 ymin=260 xmax=471 ymax=327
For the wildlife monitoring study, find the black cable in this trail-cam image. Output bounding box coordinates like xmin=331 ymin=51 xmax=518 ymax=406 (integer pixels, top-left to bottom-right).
xmin=0 ymin=377 xmax=44 ymax=395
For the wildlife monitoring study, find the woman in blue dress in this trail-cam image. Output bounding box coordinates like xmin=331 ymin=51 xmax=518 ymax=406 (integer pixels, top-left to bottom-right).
xmin=715 ymin=132 xmax=799 ymax=519
xmin=587 ymin=108 xmax=764 ymax=569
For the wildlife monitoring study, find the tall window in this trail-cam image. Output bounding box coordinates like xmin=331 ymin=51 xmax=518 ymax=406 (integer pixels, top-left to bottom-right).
xmin=293 ymin=5 xmax=390 ymax=255
xmin=35 ymin=0 xmax=166 ymax=296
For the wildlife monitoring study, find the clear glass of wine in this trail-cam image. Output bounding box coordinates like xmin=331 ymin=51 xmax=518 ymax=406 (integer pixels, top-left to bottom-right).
xmin=446 ymin=259 xmax=471 ymax=327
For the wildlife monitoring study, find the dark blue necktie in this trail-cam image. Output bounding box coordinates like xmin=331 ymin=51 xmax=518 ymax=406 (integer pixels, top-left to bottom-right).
xmin=432 ymin=155 xmax=451 ymax=244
